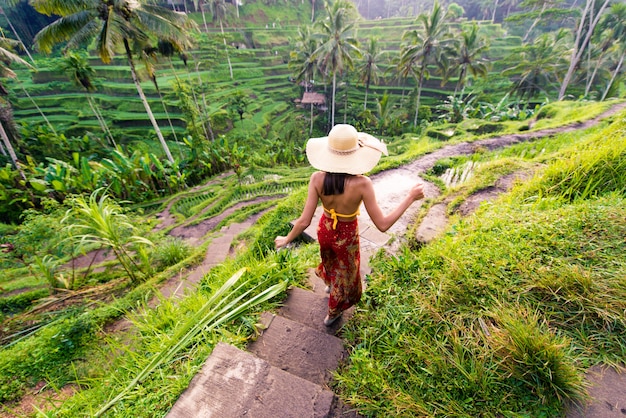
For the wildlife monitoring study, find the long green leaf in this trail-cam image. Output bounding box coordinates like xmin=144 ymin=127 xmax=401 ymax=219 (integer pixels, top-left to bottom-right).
xmin=95 ymin=268 xmax=287 ymax=416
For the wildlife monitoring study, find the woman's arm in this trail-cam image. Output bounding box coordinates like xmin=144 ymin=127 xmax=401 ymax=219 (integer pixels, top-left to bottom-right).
xmin=362 ymin=177 xmax=424 ymax=232
xmin=275 ymin=172 xmax=321 ymax=248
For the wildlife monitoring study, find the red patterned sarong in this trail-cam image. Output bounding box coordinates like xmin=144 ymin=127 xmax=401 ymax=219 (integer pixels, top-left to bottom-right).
xmin=315 ymin=213 xmax=361 ymax=317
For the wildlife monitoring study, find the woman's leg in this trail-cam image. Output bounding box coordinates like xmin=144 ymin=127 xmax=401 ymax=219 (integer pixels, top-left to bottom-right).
xmin=317 ymin=216 xmax=361 ymax=319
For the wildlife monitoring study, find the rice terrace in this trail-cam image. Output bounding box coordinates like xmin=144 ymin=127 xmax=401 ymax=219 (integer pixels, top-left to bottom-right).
xmin=0 ymin=0 xmax=625 ymax=417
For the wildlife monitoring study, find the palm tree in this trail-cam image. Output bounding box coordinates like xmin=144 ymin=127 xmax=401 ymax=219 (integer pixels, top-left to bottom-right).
xmin=32 ymin=0 xmax=196 ymax=166
xmin=0 ymin=0 xmax=35 ymax=65
xmin=558 ymin=0 xmax=611 ymax=100
xmin=598 ymin=2 xmax=626 ymax=101
xmin=584 ymin=26 xmax=615 ymax=98
xmin=503 ymin=30 xmax=568 ymax=100
xmin=290 ymin=25 xmax=319 ymax=93
xmin=400 ymin=0 xmax=453 ymax=126
xmin=190 ymin=0 xmax=210 ymax=31
xmin=0 ymin=36 xmax=33 ymax=181
xmin=313 ymin=0 xmax=361 ymax=127
xmin=357 ymin=37 xmax=384 ymax=111
xmin=60 ymin=51 xmax=116 ymax=146
xmin=520 ymin=0 xmax=565 ymax=43
xmin=289 ymin=25 xmax=320 ymax=133
xmin=451 ymin=23 xmax=490 ymax=96
xmin=209 ymin=0 xmax=234 ymax=79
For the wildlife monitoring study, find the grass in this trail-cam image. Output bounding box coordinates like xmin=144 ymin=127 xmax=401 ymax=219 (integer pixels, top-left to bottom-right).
xmin=331 ymin=110 xmax=626 ymax=416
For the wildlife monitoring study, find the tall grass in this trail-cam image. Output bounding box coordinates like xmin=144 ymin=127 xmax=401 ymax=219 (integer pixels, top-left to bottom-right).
xmin=335 ymin=113 xmax=626 ymax=416
xmin=521 ymin=120 xmax=626 ymax=202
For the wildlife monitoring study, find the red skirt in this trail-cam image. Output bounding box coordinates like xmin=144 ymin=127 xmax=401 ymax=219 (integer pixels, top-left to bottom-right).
xmin=315 ymin=213 xmax=361 ymax=317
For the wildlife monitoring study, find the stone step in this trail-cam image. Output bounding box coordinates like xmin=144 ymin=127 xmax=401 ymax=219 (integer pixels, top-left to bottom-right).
xmin=166 ymin=342 xmax=334 ymax=418
xmin=248 ymin=313 xmax=347 ymax=386
xmin=279 ymin=284 xmax=354 ymax=333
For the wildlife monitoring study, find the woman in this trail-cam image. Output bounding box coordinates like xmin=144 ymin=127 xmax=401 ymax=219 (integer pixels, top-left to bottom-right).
xmin=275 ymin=124 xmax=424 ymax=326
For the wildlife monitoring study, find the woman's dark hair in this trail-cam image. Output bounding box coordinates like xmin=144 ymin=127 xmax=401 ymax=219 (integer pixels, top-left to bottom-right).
xmin=322 ymin=172 xmax=353 ymax=195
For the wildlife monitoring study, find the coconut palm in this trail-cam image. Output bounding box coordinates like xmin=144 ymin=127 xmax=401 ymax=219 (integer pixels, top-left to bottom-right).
xmin=598 ymin=2 xmax=626 ymax=101
xmin=0 ymin=0 xmax=35 ymax=65
xmin=0 ymin=36 xmax=33 ymax=181
xmin=60 ymin=51 xmax=116 ymax=146
xmin=313 ymin=0 xmax=360 ymax=127
xmin=558 ymin=0 xmax=611 ymax=100
xmin=451 ymin=23 xmax=490 ymax=96
xmin=208 ymin=0 xmax=234 ymax=79
xmin=290 ymin=25 xmax=319 ymax=93
xmin=503 ymin=30 xmax=568 ymax=100
xmin=290 ymin=25 xmax=320 ymax=133
xmin=32 ymin=0 xmax=196 ymax=166
xmin=400 ymin=0 xmax=453 ymax=126
xmin=357 ymin=37 xmax=384 ymax=111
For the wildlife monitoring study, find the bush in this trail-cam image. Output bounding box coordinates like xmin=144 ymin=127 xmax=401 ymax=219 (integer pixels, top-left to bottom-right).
xmin=152 ymin=237 xmax=192 ymax=270
xmin=0 ymin=288 xmax=49 ymax=315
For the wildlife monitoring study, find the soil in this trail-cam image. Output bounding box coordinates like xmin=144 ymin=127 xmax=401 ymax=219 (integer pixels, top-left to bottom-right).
xmin=3 ymin=101 xmax=625 ymax=417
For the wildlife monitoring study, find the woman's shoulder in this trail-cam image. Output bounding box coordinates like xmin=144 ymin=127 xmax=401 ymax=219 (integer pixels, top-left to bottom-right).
xmin=353 ymin=174 xmax=372 ymax=186
xmin=311 ymin=171 xmax=325 ymax=181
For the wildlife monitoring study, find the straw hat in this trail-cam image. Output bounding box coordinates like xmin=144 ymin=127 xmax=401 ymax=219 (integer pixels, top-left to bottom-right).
xmin=305 ymin=124 xmax=388 ymax=175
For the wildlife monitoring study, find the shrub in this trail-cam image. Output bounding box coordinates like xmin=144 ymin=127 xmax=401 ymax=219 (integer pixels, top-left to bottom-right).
xmin=152 ymin=237 xmax=192 ymax=270
xmin=0 ymin=288 xmax=49 ymax=315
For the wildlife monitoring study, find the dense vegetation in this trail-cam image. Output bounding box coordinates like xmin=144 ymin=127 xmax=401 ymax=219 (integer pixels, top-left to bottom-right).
xmin=0 ymin=0 xmax=625 ymax=416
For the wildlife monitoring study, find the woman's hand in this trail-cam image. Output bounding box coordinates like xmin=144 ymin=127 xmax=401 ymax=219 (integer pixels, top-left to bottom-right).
xmin=275 ymin=236 xmax=289 ymax=249
xmin=409 ymin=182 xmax=425 ymax=201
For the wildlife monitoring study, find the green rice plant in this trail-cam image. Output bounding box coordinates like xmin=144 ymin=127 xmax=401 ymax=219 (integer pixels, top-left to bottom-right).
xmin=490 ymin=306 xmax=587 ymax=406
xmin=62 ymin=188 xmax=153 ymax=283
xmin=151 ymin=237 xmax=192 ymax=270
xmin=94 ymin=267 xmax=288 ymax=416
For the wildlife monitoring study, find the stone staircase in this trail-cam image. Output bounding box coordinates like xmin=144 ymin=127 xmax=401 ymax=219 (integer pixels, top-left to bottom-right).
xmin=166 ymin=267 xmax=362 ymax=417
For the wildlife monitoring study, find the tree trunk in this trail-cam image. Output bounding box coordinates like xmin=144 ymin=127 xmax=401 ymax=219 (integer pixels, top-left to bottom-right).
xmin=558 ymin=0 xmax=610 ymax=100
xmin=124 ymin=39 xmax=175 ymax=165
xmin=190 ymin=59 xmax=215 ymax=141
xmin=201 ymin=3 xmax=209 ymax=31
xmin=601 ymin=51 xmax=625 ymax=101
xmin=86 ymin=95 xmax=116 ymax=146
xmin=0 ymin=7 xmax=35 ymax=66
xmin=343 ymin=81 xmax=348 ymax=124
xmin=491 ymin=0 xmax=499 ymax=22
xmin=413 ymin=68 xmax=425 ymax=126
xmin=364 ymin=72 xmax=371 ymax=111
xmin=220 ymin=20 xmax=233 ymax=80
xmin=331 ymin=71 xmax=336 ymax=126
xmin=0 ymin=121 xmax=26 ymax=181
xmin=585 ymin=51 xmax=605 ymax=97
xmin=522 ymin=4 xmax=546 ymax=43
xmin=18 ymin=82 xmax=56 ymax=134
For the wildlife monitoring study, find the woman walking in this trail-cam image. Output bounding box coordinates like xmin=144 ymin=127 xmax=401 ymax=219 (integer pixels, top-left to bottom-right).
xmin=275 ymin=124 xmax=424 ymax=326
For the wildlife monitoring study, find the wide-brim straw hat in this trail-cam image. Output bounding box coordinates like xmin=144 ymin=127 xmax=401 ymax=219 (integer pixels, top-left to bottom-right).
xmin=306 ymin=124 xmax=388 ymax=175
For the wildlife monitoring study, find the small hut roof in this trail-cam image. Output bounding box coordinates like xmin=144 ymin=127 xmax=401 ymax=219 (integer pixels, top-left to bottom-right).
xmin=301 ymin=92 xmax=326 ymax=105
